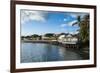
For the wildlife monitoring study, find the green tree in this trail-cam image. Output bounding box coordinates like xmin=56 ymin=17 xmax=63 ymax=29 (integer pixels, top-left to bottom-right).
xmin=32 ymin=34 xmax=39 ymax=38
xmin=21 ymin=36 xmax=24 ymax=38
xmin=44 ymin=33 xmax=54 ymax=37
xmin=72 ymin=14 xmax=89 ymax=47
xmin=31 ymin=34 xmax=40 ymax=40
xmin=80 ymin=15 xmax=89 ymax=47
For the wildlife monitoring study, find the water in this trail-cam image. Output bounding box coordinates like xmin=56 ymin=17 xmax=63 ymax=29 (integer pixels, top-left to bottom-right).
xmin=21 ymin=42 xmax=83 ymax=63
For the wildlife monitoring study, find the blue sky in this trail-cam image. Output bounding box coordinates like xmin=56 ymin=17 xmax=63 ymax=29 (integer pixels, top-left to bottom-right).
xmin=21 ymin=10 xmax=88 ymax=36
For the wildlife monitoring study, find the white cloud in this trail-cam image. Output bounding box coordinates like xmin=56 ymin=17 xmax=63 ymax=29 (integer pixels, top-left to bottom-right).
xmin=64 ymin=18 xmax=67 ymax=21
xmin=60 ymin=20 xmax=78 ymax=28
xmin=21 ymin=10 xmax=48 ymax=24
xmin=70 ymin=14 xmax=77 ymax=18
xmin=71 ymin=13 xmax=86 ymax=18
xmin=69 ymin=31 xmax=79 ymax=34
xmin=69 ymin=13 xmax=88 ymax=18
xmin=60 ymin=24 xmax=67 ymax=27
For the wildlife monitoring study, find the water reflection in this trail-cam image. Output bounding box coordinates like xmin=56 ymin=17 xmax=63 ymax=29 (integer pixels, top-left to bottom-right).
xmin=21 ymin=42 xmax=82 ymax=63
xmin=59 ymin=48 xmax=82 ymax=60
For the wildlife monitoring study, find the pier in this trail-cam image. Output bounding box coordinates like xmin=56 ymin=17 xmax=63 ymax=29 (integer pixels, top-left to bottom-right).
xmin=22 ymin=40 xmax=79 ymax=49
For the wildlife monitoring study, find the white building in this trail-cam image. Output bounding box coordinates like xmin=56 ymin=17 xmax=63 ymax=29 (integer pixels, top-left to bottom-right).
xmin=58 ymin=34 xmax=78 ymax=44
xmin=42 ymin=35 xmax=49 ymax=40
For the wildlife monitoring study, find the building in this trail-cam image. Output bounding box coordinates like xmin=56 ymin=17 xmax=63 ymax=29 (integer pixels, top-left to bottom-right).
xmin=58 ymin=34 xmax=78 ymax=44
xmin=42 ymin=35 xmax=50 ymax=40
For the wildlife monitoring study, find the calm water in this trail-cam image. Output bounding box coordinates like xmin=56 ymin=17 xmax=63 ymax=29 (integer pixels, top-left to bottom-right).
xmin=21 ymin=42 xmax=83 ymax=63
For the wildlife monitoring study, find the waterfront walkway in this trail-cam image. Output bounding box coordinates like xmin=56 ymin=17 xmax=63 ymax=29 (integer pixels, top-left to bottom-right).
xmin=22 ymin=40 xmax=79 ymax=49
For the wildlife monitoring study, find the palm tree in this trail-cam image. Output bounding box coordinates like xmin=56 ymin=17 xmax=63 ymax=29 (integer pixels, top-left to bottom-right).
xmin=72 ymin=16 xmax=81 ymax=42
xmin=72 ymin=14 xmax=89 ymax=47
xmin=72 ymin=16 xmax=81 ymax=26
xmin=80 ymin=15 xmax=89 ymax=47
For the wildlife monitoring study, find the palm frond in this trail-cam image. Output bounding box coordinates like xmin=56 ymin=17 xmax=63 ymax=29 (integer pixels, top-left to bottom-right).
xmin=72 ymin=22 xmax=78 ymax=26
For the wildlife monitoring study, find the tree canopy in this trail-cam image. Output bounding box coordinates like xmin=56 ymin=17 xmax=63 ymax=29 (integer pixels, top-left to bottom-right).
xmin=44 ymin=33 xmax=54 ymax=37
xmin=72 ymin=14 xmax=89 ymax=47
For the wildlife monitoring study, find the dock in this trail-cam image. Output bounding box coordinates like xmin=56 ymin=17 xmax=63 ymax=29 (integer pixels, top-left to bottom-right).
xmin=22 ymin=40 xmax=79 ymax=49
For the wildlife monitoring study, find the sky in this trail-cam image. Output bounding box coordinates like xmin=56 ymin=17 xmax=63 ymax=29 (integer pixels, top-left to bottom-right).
xmin=20 ymin=9 xmax=88 ymax=36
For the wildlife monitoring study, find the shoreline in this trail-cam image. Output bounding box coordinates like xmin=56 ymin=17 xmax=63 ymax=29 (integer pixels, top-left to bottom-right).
xmin=22 ymin=40 xmax=89 ymax=60
xmin=21 ymin=39 xmax=79 ymax=49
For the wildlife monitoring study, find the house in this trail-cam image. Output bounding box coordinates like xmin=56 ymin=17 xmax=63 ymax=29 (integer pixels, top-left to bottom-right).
xmin=42 ymin=33 xmax=57 ymax=40
xmin=58 ymin=34 xmax=78 ymax=44
xmin=42 ymin=35 xmax=50 ymax=40
xmin=58 ymin=34 xmax=66 ymax=42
